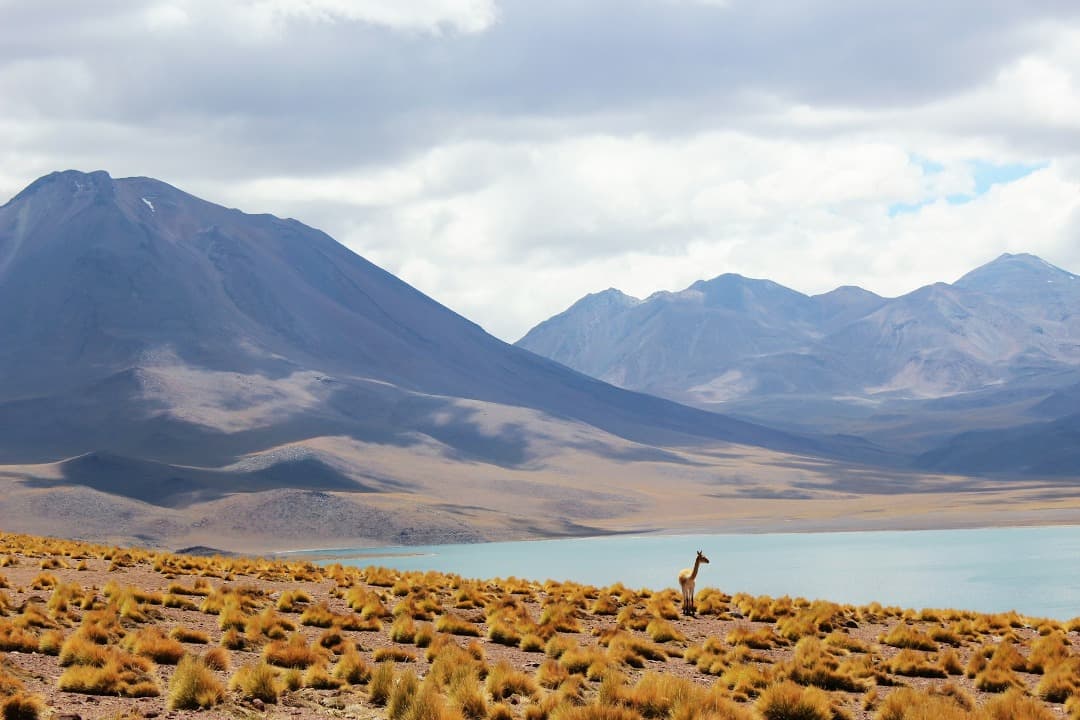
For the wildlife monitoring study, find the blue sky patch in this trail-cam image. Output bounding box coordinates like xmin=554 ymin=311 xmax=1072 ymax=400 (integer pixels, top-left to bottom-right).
xmin=889 ymin=158 xmax=1047 ymax=217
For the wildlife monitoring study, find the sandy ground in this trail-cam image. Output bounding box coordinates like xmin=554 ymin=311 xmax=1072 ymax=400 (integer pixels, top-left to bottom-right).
xmin=5 ymin=426 xmax=1080 ymax=556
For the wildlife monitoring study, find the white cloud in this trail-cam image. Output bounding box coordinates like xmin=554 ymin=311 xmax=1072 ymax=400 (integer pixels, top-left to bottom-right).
xmin=211 ymin=128 xmax=1080 ymax=341
xmin=231 ymin=0 xmax=498 ymax=35
xmin=1 ymin=1 xmax=1079 ymax=343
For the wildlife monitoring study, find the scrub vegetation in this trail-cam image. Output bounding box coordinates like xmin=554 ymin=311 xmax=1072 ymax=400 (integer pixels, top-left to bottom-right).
xmin=0 ymin=531 xmax=1074 ymax=719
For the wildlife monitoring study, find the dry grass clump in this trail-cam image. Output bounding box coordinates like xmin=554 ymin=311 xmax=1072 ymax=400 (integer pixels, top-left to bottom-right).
xmin=170 ymin=626 xmax=210 ymax=644
xmin=880 ymin=624 xmax=938 ymax=651
xmin=167 ymin=654 xmax=225 ymax=709
xmin=122 ymin=626 xmax=186 ymax=664
xmin=166 ymin=578 xmax=213 ymax=596
xmin=487 ymin=660 xmax=539 ymax=699
xmin=780 ymin=636 xmax=870 ymax=692
xmin=981 ymin=689 xmax=1057 ymax=720
xmin=973 ymin=664 xmax=1024 ymax=693
xmin=644 ymin=618 xmax=684 ymax=643
xmin=874 ymin=687 xmax=970 ymax=720
xmin=29 ymin=573 xmax=57 ymax=590
xmin=392 ymin=614 xmax=419 ymax=643
xmin=728 ymin=625 xmax=781 ymax=649
xmin=540 ymin=602 xmax=583 ymax=633
xmin=263 ymin=633 xmax=327 ymax=669
xmin=435 ymin=611 xmax=482 ymax=637
xmin=886 ymin=649 xmax=947 ymax=678
xmin=1037 ymin=656 xmax=1080 ymax=702
xmin=375 ymin=646 xmax=419 ymax=663
xmin=824 ymin=631 xmax=869 ymax=654
xmin=756 ymin=680 xmax=834 ymax=720
xmin=1027 ymin=631 xmax=1071 ymax=674
xmin=202 ymin=646 xmax=231 ymax=672
xmin=719 ymin=662 xmax=774 ymax=701
xmin=244 ymin=607 xmax=297 ymax=644
xmin=299 ymin=601 xmax=337 ymax=627
xmin=277 ymin=588 xmax=312 ymax=612
xmin=387 ymin=668 xmax=421 ymax=720
xmin=0 ymin=622 xmax=38 ymax=653
xmin=776 ymin=601 xmax=849 ymax=642
xmin=57 ymin=651 xmax=160 ymax=697
xmin=591 ymin=594 xmax=620 ymax=616
xmin=333 ymin=646 xmax=372 ymax=685
xmin=0 ymin=694 xmax=45 ymax=720
xmin=685 ymin=637 xmax=730 ymax=675
xmin=36 ymin=629 xmax=64 ymax=656
xmin=369 ymin=660 xmax=396 ymax=705
xmin=230 ymin=661 xmax=280 ymax=704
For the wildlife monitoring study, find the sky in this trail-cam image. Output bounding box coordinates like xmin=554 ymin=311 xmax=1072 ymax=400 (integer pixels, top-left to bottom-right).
xmin=2 ymin=1 xmax=1080 ymax=341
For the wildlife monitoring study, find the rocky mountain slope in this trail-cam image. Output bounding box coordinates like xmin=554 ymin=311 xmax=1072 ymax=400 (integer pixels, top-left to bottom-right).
xmin=518 ymin=254 xmax=1080 ymax=471
xmin=0 ymin=170 xmax=899 ymax=549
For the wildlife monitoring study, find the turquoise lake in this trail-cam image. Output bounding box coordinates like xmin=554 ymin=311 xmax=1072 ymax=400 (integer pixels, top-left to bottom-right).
xmin=296 ymin=525 xmax=1080 ymax=620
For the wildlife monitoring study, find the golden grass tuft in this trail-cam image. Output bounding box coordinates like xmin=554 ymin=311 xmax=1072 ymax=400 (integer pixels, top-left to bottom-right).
xmin=756 ymin=681 xmax=833 ymax=720
xmin=304 ymin=664 xmax=344 ymax=690
xmin=263 ymin=633 xmax=327 ymax=669
xmin=170 ymin=626 xmax=210 ymax=644
xmin=57 ymin=655 xmax=160 ymax=697
xmin=886 ymin=649 xmax=946 ymax=678
xmin=487 ymin=659 xmax=539 ymax=699
xmin=728 ymin=625 xmax=780 ymax=649
xmin=874 ymin=687 xmax=970 ymax=720
xmin=981 ymin=689 xmax=1057 ymax=720
xmin=123 ymin=626 xmax=186 ymax=664
xmin=0 ymin=693 xmax=45 ymax=720
xmin=781 ymin=636 xmax=870 ymax=692
xmin=167 ymin=654 xmax=225 ymax=710
xmin=435 ymin=612 xmax=482 ymax=637
xmin=277 ymin=589 xmax=312 ymax=612
xmin=334 ymin=646 xmax=372 ymax=685
xmin=0 ymin=623 xmax=38 ymax=654
xmin=644 ymin=618 xmax=684 ymax=643
xmin=388 ymin=668 xmax=420 ymax=720
xmin=391 ymin=614 xmax=418 ymax=643
xmin=202 ymin=646 xmax=231 ymax=672
xmin=374 ymin=647 xmax=418 ymax=663
xmin=880 ymin=624 xmax=938 ymax=651
xmin=369 ymin=660 xmax=396 ymax=705
xmin=230 ymin=661 xmax=280 ymax=704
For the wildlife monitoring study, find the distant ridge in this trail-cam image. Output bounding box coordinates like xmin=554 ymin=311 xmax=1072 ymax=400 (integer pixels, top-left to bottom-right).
xmin=518 ymin=253 xmax=1080 ymax=472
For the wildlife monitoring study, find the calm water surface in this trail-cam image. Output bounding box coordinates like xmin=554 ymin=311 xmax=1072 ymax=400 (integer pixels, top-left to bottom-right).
xmin=298 ymin=526 xmax=1080 ymax=619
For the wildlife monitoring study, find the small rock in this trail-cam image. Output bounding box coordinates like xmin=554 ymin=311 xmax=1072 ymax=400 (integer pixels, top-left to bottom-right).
xmin=252 ymin=698 xmax=265 ymax=711
xmin=144 ymin=712 xmax=160 ymax=719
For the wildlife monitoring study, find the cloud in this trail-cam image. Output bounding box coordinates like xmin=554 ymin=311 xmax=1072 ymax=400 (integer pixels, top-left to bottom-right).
xmin=0 ymin=1 xmax=1079 ymax=340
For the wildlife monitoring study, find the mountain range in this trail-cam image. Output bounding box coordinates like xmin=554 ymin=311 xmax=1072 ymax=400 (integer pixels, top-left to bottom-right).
xmin=0 ymin=170 xmax=913 ymax=551
xmin=517 ymin=253 xmax=1080 ymax=472
xmin=2 ymin=170 xmax=1075 ymax=551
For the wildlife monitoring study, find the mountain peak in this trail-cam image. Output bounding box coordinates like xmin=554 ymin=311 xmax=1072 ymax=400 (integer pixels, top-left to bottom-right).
xmin=955 ymin=253 xmax=1078 ymax=290
xmin=7 ymin=169 xmax=114 ymax=207
xmin=575 ymin=288 xmax=640 ymax=307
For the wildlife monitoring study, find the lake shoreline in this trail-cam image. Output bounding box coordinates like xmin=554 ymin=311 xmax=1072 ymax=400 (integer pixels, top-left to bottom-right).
xmin=270 ymin=513 xmax=1080 ymax=558
xmin=279 ymin=524 xmax=1080 ymax=619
